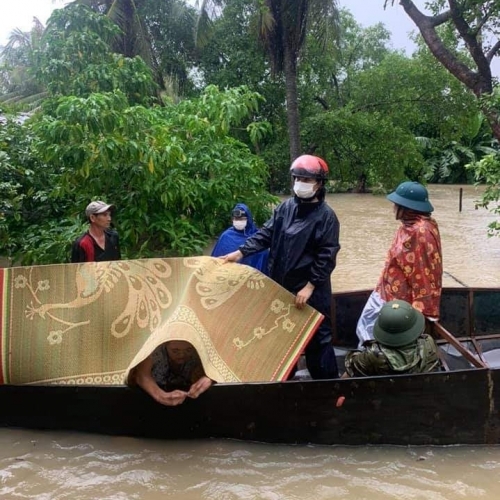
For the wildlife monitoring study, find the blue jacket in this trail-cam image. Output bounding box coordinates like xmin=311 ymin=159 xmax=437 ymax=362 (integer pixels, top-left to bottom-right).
xmin=211 ymin=203 xmax=269 ymax=274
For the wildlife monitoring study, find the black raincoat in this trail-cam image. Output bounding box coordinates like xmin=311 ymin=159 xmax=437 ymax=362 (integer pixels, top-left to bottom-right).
xmin=240 ymin=197 xmax=340 ymax=348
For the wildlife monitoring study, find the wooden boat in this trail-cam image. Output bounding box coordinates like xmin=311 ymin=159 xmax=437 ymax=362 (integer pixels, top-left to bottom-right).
xmin=1 ymin=286 xmax=500 ymax=446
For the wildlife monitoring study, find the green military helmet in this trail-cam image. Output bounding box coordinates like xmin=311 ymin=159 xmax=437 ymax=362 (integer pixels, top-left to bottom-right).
xmin=386 ymin=181 xmax=434 ymax=213
xmin=373 ymin=300 xmax=425 ymax=347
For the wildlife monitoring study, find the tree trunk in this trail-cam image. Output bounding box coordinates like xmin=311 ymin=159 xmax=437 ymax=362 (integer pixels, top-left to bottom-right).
xmin=283 ymin=45 xmax=301 ymax=162
xmin=354 ymin=173 xmax=367 ymax=193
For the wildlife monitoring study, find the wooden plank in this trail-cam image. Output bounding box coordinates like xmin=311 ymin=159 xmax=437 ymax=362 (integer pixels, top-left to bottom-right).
xmin=433 ymin=322 xmax=487 ymax=368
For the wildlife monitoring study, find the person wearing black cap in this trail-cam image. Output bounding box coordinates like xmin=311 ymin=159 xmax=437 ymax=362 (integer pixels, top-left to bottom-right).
xmin=344 ymin=300 xmax=440 ymax=378
xmin=71 ymin=200 xmax=121 ymax=262
xmin=356 ymin=181 xmax=443 ymax=346
xmin=211 ymin=203 xmax=269 ymax=274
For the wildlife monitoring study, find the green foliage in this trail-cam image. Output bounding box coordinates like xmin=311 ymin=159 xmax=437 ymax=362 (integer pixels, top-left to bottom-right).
xmin=260 ymin=129 xmax=291 ymax=193
xmin=0 ymin=19 xmax=48 ymax=110
xmin=419 ymin=113 xmax=497 ymax=184
xmin=348 ymin=52 xmax=476 ymax=138
xmin=4 ymin=0 xmax=498 ymax=264
xmin=74 ymin=0 xmax=199 ymax=98
xmin=0 ymin=115 xmax=86 ymax=264
xmin=299 ymin=9 xmax=391 ymax=110
xmin=466 ymin=152 xmax=500 ymax=236
xmin=302 ymin=108 xmax=425 ymax=191
xmin=2 ymin=85 xmax=275 ymax=264
xmin=197 ymin=0 xmax=341 ymax=160
xmin=35 ymin=4 xmax=156 ymax=104
xmin=138 ymin=0 xmax=199 ymax=97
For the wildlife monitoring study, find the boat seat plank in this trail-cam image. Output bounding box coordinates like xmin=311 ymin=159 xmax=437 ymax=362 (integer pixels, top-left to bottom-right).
xmin=433 ymin=322 xmax=487 ymax=368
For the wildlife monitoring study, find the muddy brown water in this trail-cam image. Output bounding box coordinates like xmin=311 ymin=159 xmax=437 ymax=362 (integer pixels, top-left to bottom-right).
xmin=331 ymin=184 xmax=500 ymax=292
xmin=1 ymin=184 xmax=500 ymax=499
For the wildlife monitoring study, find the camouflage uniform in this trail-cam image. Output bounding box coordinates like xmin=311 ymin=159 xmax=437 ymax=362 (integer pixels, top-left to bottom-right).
xmin=345 ymin=334 xmax=440 ymax=377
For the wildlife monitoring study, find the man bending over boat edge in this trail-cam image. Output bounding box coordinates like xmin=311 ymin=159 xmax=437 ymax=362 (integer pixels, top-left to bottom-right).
xmin=128 ymin=340 xmax=213 ymax=406
xmin=343 ymin=300 xmax=440 ymax=378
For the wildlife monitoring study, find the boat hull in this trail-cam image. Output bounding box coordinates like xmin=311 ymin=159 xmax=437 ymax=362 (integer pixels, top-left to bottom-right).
xmin=0 ymin=367 xmax=498 ymax=445
xmin=1 ymin=286 xmax=500 ymax=445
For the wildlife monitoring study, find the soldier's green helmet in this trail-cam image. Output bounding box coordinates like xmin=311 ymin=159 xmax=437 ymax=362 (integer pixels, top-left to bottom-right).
xmin=373 ymin=300 xmax=425 ymax=347
xmin=386 ymin=181 xmax=434 ymax=213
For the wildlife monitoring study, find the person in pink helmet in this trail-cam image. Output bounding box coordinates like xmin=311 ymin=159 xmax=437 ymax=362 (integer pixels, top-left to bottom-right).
xmin=222 ymin=155 xmax=341 ymax=379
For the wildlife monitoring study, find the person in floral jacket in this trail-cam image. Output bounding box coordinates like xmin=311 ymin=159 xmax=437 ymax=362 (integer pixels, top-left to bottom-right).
xmin=356 ymin=181 xmax=443 ymax=346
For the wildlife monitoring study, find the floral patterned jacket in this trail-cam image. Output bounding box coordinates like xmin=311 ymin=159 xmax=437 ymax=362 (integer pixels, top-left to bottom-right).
xmin=375 ymin=215 xmax=442 ymax=318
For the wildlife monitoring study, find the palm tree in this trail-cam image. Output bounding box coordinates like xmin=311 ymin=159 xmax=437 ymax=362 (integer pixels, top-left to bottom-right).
xmin=196 ymin=0 xmax=340 ymax=161
xmin=0 ymin=19 xmax=48 ymax=110
xmin=72 ymin=0 xmax=163 ymax=88
xmin=72 ymin=0 xmax=197 ymax=98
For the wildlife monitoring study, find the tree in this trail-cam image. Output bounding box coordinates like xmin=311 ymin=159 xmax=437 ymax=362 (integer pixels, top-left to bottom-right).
xmin=418 ymin=112 xmax=497 ymax=183
xmin=36 ymin=4 xmax=156 ymax=104
xmin=299 ymin=12 xmax=485 ymax=190
xmin=467 ymin=152 xmax=500 ymax=236
xmin=302 ymin=108 xmax=424 ymax=192
xmin=384 ymin=1 xmax=500 ymax=231
xmin=299 ymin=9 xmax=392 ymax=110
xmin=0 ymin=19 xmax=47 ymax=109
xmin=197 ymin=0 xmax=340 ymax=162
xmin=0 ymin=4 xmax=275 ymax=264
xmin=72 ymin=0 xmax=161 ymax=83
xmin=138 ymin=0 xmax=198 ymax=97
xmin=346 ymin=50 xmax=491 ymax=184
xmin=385 ymin=0 xmax=500 ymax=140
xmin=72 ymin=0 xmax=198 ymax=97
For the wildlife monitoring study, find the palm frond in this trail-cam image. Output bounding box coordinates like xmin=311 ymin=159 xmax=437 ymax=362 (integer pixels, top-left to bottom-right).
xmin=308 ymin=0 xmax=340 ymax=51
xmin=2 ymin=29 xmax=32 ymax=61
xmin=414 ymin=136 xmax=435 ymax=149
xmin=194 ymin=0 xmax=226 ymax=48
xmin=0 ymin=89 xmax=48 ymax=111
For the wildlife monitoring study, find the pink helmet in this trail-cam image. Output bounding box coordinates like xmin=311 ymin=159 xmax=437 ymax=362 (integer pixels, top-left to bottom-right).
xmin=290 ymin=155 xmax=329 ymax=181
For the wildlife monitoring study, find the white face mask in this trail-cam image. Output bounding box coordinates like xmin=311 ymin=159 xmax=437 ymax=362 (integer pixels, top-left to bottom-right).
xmin=294 ymin=181 xmax=317 ymax=199
xmin=233 ymin=220 xmax=247 ymax=231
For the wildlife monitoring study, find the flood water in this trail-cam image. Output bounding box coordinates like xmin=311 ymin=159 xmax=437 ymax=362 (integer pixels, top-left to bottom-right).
xmin=2 ymin=184 xmax=500 ymax=499
xmin=332 ymin=184 xmax=500 ymax=291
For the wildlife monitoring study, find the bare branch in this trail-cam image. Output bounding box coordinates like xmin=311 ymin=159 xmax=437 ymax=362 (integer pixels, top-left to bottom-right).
xmin=314 ymin=96 xmax=329 ymax=110
xmin=429 ymin=10 xmax=453 ymax=27
xmin=473 ymin=12 xmax=492 ymax=36
xmin=448 ymin=0 xmax=491 ymax=81
xmin=399 ymin=0 xmax=484 ymax=96
xmin=486 ymin=40 xmax=500 ymax=64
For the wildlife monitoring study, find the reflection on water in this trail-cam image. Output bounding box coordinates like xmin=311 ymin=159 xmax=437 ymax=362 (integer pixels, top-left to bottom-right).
xmin=2 ymin=185 xmax=500 ymax=499
xmin=329 ymin=184 xmax=500 ymax=292
xmin=1 ymin=429 xmax=499 ymax=500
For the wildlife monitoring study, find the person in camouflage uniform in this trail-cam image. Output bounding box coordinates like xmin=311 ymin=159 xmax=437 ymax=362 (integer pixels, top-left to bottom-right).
xmin=344 ymin=300 xmax=440 ymax=378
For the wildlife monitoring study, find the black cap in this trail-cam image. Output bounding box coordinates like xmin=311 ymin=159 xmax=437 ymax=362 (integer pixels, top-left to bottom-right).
xmin=232 ymin=208 xmax=247 ymax=218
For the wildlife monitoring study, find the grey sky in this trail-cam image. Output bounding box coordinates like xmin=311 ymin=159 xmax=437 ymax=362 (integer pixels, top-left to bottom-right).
xmin=0 ymin=1 xmax=67 ymax=45
xmin=338 ymin=0 xmax=426 ymax=54
xmin=0 ymin=0 xmax=425 ymax=50
xmin=0 ymin=0 xmax=497 ymax=76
